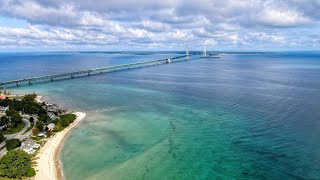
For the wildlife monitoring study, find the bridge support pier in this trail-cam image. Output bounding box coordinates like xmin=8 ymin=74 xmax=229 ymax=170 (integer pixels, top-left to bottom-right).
xmin=186 ymin=45 xmax=189 ymax=60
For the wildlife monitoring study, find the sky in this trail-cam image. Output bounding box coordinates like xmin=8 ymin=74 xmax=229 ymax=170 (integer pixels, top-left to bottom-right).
xmin=0 ymin=0 xmax=319 ymax=51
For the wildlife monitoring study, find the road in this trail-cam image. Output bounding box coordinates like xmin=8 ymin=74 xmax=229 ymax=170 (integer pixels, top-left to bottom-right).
xmin=0 ymin=118 xmax=36 ymax=157
xmin=3 ymin=119 xmax=31 ymax=139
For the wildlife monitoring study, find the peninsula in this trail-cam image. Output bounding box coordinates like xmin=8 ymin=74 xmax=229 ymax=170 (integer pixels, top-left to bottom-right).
xmin=0 ymin=91 xmax=86 ymax=179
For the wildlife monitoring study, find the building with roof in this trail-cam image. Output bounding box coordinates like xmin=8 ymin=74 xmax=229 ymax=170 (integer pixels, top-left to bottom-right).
xmin=37 ymin=132 xmax=47 ymax=137
xmin=0 ymin=125 xmax=7 ymax=131
xmin=0 ymin=106 xmax=9 ymax=113
xmin=47 ymin=123 xmax=55 ymax=131
xmin=0 ymin=94 xmax=5 ymax=100
xmin=20 ymin=139 xmax=40 ymax=154
xmin=48 ymin=113 xmax=57 ymax=120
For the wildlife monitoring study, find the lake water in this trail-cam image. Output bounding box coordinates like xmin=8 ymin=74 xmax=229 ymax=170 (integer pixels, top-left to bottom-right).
xmin=1 ymin=51 xmax=320 ymax=179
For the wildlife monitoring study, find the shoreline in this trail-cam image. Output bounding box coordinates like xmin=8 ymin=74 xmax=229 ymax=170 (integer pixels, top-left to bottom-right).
xmin=33 ymin=111 xmax=86 ymax=180
xmin=35 ymin=95 xmax=43 ymax=103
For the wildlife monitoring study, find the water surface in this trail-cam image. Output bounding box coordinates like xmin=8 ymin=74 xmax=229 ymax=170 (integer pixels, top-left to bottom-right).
xmin=1 ymin=52 xmax=320 ymax=179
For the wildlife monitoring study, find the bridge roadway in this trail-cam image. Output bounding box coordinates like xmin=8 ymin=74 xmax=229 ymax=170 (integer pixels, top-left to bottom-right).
xmin=0 ymin=55 xmax=190 ymax=88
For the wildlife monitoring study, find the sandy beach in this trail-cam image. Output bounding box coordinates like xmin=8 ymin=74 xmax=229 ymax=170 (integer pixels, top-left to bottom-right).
xmin=33 ymin=112 xmax=86 ymax=180
xmin=35 ymin=95 xmax=43 ymax=103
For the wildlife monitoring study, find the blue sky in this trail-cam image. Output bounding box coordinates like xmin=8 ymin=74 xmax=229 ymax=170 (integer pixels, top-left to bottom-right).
xmin=0 ymin=0 xmax=319 ymax=51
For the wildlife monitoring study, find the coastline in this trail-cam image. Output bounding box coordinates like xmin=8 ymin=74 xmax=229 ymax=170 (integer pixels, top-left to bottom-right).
xmin=33 ymin=111 xmax=86 ymax=180
xmin=35 ymin=95 xmax=43 ymax=103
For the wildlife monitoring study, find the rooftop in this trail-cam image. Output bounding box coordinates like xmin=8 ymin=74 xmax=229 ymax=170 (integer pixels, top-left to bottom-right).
xmin=20 ymin=139 xmax=40 ymax=154
xmin=0 ymin=95 xmax=5 ymax=100
xmin=47 ymin=123 xmax=55 ymax=130
xmin=0 ymin=106 xmax=9 ymax=111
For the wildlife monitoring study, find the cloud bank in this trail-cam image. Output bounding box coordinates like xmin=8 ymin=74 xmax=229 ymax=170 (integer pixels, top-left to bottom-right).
xmin=0 ymin=0 xmax=319 ymax=50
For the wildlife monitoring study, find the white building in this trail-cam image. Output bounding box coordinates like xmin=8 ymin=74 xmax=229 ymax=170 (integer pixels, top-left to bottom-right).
xmin=47 ymin=123 xmax=55 ymax=131
xmin=37 ymin=132 xmax=47 ymax=137
xmin=20 ymin=139 xmax=40 ymax=154
xmin=0 ymin=106 xmax=9 ymax=113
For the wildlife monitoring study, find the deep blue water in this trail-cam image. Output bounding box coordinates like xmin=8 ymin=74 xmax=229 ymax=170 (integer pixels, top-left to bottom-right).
xmin=1 ymin=51 xmax=320 ymax=179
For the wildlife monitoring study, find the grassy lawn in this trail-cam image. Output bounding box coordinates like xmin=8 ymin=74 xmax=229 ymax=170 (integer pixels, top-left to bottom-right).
xmin=2 ymin=122 xmax=26 ymax=135
xmin=60 ymin=114 xmax=77 ymax=123
xmin=30 ymin=136 xmax=45 ymax=142
xmin=0 ymin=137 xmax=7 ymax=144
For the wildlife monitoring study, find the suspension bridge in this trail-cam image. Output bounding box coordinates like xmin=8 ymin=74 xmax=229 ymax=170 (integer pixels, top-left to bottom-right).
xmin=0 ymin=47 xmax=217 ymax=88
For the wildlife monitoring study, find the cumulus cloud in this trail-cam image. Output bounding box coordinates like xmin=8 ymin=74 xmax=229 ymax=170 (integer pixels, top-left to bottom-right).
xmin=0 ymin=0 xmax=108 ymax=27
xmin=0 ymin=0 xmax=319 ymax=50
xmin=254 ymin=2 xmax=312 ymax=27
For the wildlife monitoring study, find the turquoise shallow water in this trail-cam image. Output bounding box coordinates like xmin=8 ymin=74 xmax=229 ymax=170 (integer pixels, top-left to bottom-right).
xmin=2 ymin=52 xmax=320 ymax=179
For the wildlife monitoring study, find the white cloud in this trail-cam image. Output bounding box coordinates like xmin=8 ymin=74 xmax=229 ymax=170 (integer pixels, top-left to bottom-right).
xmin=0 ymin=0 xmax=108 ymax=26
xmin=0 ymin=0 xmax=319 ymax=50
xmin=141 ymin=20 xmax=171 ymax=32
xmin=255 ymin=6 xmax=312 ymax=27
xmin=250 ymin=32 xmax=286 ymax=43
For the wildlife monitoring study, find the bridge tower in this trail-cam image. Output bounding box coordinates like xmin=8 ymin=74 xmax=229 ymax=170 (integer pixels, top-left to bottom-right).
xmin=186 ymin=45 xmax=189 ymax=60
xmin=203 ymin=46 xmax=207 ymax=57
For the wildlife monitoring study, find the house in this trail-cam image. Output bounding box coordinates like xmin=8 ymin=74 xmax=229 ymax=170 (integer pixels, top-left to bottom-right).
xmin=48 ymin=113 xmax=57 ymax=120
xmin=37 ymin=132 xmax=47 ymax=137
xmin=0 ymin=94 xmax=5 ymax=100
xmin=47 ymin=123 xmax=55 ymax=131
xmin=0 ymin=106 xmax=9 ymax=113
xmin=20 ymin=139 xmax=40 ymax=154
xmin=0 ymin=125 xmax=7 ymax=131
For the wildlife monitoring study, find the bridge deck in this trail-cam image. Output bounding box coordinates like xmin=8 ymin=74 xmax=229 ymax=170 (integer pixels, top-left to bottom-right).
xmin=0 ymin=55 xmax=189 ymax=88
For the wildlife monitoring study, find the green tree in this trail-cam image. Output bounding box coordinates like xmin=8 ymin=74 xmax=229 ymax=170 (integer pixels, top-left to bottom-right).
xmin=0 ymin=98 xmax=12 ymax=107
xmin=5 ymin=109 xmax=15 ymax=117
xmin=0 ymin=133 xmax=5 ymax=143
xmin=29 ymin=116 xmax=34 ymax=123
xmin=5 ymin=109 xmax=22 ymax=126
xmin=32 ymin=127 xmax=40 ymax=136
xmin=0 ymin=149 xmax=35 ymax=178
xmin=26 ymin=167 xmax=36 ymax=177
xmin=46 ymin=130 xmax=53 ymax=137
xmin=23 ymin=94 xmax=36 ymax=102
xmin=58 ymin=114 xmax=76 ymax=128
xmin=60 ymin=118 xmax=70 ymax=127
xmin=5 ymin=139 xmax=21 ymax=150
xmin=11 ymin=113 xmax=22 ymax=126
xmin=60 ymin=114 xmax=76 ymax=124
xmin=38 ymin=114 xmax=49 ymax=123
xmin=36 ymin=121 xmax=45 ymax=131
xmin=53 ymin=122 xmax=62 ymax=132
xmin=0 ymin=116 xmax=9 ymax=126
xmin=38 ymin=108 xmax=47 ymax=116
